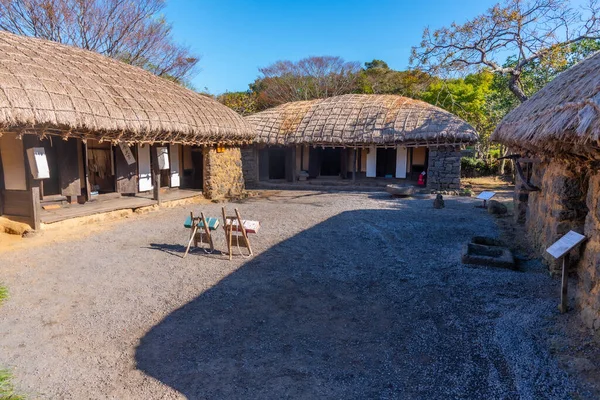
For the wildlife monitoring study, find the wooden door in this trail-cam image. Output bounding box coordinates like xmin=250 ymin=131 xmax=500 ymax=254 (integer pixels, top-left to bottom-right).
xmin=116 ymin=144 xmax=138 ymax=194
xmin=57 ymin=138 xmax=81 ymax=197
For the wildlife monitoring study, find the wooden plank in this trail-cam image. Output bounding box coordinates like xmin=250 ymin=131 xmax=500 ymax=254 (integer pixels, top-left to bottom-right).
xmin=116 ymin=144 xmax=137 ymax=194
xmin=57 ymin=138 xmax=81 ymax=197
xmin=2 ymin=190 xmax=32 ymax=217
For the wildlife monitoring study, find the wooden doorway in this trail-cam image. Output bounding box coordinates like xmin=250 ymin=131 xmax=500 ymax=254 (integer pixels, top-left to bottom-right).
xmin=191 ymin=148 xmax=203 ymax=189
xmin=376 ymin=148 xmax=397 ymax=177
xmin=87 ymin=140 xmax=115 ymax=193
xmin=320 ymin=148 xmax=342 ymax=177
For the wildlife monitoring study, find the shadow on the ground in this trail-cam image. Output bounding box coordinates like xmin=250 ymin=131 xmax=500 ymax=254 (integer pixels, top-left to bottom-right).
xmin=135 ymin=207 xmax=569 ymax=399
xmin=148 ymin=243 xmax=224 ymax=258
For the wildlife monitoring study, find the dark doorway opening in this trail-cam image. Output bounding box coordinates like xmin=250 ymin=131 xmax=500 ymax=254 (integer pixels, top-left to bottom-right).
xmin=268 ymin=148 xmax=286 ymax=179
xmin=87 ymin=140 xmax=115 ymax=193
xmin=376 ymin=148 xmax=397 ymax=178
xmin=40 ymin=138 xmax=61 ymax=196
xmin=191 ymin=149 xmax=203 ymax=189
xmin=320 ymin=148 xmax=342 ymax=177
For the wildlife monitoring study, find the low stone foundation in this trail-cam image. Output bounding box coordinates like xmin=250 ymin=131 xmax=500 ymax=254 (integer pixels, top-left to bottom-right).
xmin=203 ymin=147 xmax=245 ymax=199
xmin=427 ymin=145 xmax=461 ymax=190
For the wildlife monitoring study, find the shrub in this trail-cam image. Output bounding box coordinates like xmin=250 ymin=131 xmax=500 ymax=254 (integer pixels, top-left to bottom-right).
xmin=461 ymin=157 xmax=498 ymax=177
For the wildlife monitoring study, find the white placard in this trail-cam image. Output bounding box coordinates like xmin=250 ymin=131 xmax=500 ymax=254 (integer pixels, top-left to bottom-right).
xmin=119 ymin=143 xmax=136 ymax=165
xmin=546 ymin=231 xmax=586 ymax=259
xmin=157 ymin=147 xmax=170 ymax=170
xmin=477 ymin=191 xmax=496 ymax=201
xmin=26 ymin=147 xmax=50 ymax=179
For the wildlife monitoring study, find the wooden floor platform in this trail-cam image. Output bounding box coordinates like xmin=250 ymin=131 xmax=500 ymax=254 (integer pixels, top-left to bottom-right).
xmin=40 ymin=189 xmax=203 ymax=224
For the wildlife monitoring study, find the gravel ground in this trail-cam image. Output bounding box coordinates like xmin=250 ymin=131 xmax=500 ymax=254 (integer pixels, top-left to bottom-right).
xmin=0 ymin=190 xmax=584 ymax=399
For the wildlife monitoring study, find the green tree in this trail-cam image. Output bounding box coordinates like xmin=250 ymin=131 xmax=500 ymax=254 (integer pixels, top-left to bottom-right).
xmin=421 ymin=71 xmax=497 ymax=158
xmin=217 ymin=91 xmax=259 ymax=116
xmin=357 ymin=59 xmax=435 ymax=97
xmin=411 ymin=0 xmax=600 ymax=103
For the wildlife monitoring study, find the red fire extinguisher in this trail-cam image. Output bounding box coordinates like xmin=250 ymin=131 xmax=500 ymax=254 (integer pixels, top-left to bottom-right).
xmin=417 ymin=171 xmax=426 ymax=186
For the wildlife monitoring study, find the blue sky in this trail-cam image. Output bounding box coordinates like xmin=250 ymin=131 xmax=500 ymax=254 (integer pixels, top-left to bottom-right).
xmin=164 ymin=0 xmax=500 ymax=94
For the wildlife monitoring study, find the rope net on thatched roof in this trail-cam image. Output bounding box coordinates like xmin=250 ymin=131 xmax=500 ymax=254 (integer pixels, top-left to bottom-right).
xmin=492 ymin=51 xmax=600 ymax=156
xmin=0 ymin=31 xmax=254 ymax=145
xmin=245 ymin=94 xmax=478 ymax=147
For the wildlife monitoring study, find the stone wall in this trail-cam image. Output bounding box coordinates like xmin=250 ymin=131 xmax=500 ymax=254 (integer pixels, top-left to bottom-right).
xmin=577 ymin=170 xmax=600 ymax=329
xmin=523 ymin=161 xmax=588 ymax=274
xmin=427 ymin=145 xmax=461 ymax=190
xmin=202 ymin=146 xmax=245 ymax=199
xmin=514 ymin=157 xmax=600 ymax=329
xmin=241 ymin=146 xmax=258 ymax=188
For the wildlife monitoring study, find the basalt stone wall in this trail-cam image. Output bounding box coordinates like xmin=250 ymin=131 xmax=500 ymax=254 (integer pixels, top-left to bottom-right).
xmin=427 ymin=145 xmax=461 ymax=190
xmin=203 ymin=147 xmax=245 ymax=199
xmin=524 ymin=161 xmax=588 ymax=275
xmin=577 ymin=170 xmax=600 ymax=330
xmin=241 ymin=146 xmax=258 ymax=189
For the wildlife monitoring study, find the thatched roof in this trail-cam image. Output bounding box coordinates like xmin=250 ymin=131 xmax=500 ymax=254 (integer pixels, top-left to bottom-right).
xmin=246 ymin=94 xmax=477 ymax=146
xmin=0 ymin=31 xmax=254 ymax=145
xmin=493 ymin=51 xmax=600 ymax=156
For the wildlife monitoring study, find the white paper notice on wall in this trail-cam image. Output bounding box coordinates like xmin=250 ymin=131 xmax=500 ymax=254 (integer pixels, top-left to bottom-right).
xmin=157 ymin=147 xmax=170 ymax=170
xmin=546 ymin=231 xmax=586 ymax=259
xmin=119 ymin=143 xmax=136 ymax=165
xmin=26 ymin=147 xmax=50 ymax=179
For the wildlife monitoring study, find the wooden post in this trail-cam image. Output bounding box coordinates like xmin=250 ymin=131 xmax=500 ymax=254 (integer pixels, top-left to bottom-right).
xmin=30 ymin=185 xmax=41 ymax=230
xmin=352 ymin=148 xmax=357 ymax=182
xmin=151 ymin=145 xmax=161 ymax=205
xmin=559 ymin=253 xmax=570 ymax=313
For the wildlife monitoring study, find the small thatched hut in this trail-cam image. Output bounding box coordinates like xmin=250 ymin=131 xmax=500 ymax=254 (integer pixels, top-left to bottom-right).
xmin=0 ymin=31 xmax=254 ymax=229
xmin=243 ymin=94 xmax=477 ymax=189
xmin=492 ymin=51 xmax=600 ymax=330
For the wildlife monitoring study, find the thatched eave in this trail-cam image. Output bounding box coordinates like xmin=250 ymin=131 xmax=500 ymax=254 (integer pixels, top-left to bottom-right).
xmin=246 ymin=94 xmax=478 ymax=147
xmin=0 ymin=31 xmax=255 ymax=145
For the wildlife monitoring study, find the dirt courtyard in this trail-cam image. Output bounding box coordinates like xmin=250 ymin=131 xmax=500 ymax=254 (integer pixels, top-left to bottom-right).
xmin=0 ymin=190 xmax=588 ymax=399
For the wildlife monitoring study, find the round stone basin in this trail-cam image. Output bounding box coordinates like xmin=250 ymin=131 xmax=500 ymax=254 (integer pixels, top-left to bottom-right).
xmin=386 ymin=184 xmax=415 ymax=197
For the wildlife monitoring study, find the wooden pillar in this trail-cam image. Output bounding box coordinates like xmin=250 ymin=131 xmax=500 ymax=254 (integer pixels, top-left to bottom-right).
xmin=30 ymin=184 xmax=41 ymax=230
xmin=22 ymin=135 xmax=41 ymax=230
xmin=151 ymin=145 xmax=161 ymax=205
xmin=352 ymin=148 xmax=357 ymax=182
xmin=559 ymin=253 xmax=570 ymax=313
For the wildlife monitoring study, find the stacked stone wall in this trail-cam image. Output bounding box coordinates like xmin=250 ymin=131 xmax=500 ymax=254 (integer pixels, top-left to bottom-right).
xmin=202 ymin=147 xmax=245 ymax=199
xmin=577 ymin=171 xmax=600 ymax=329
xmin=524 ymin=161 xmax=588 ymax=274
xmin=241 ymin=146 xmax=258 ymax=188
xmin=427 ymin=145 xmax=461 ymax=190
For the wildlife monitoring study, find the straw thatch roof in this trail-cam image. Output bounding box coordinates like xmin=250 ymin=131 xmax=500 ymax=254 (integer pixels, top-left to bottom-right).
xmin=0 ymin=31 xmax=254 ymax=145
xmin=493 ymin=51 xmax=600 ymax=156
xmin=246 ymin=94 xmax=477 ymax=146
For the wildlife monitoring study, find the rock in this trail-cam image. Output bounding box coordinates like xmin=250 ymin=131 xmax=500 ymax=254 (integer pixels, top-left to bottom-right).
xmin=487 ymin=200 xmax=507 ymax=215
xmin=433 ymin=194 xmax=445 ymax=209
xmin=559 ymin=355 xmax=596 ymax=374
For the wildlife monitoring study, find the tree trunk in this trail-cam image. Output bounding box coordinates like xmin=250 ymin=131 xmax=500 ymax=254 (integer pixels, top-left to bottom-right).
xmin=509 ymin=74 xmax=528 ymax=103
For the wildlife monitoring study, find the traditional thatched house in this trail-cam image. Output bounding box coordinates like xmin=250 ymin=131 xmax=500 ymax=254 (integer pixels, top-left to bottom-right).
xmin=242 ymin=94 xmax=477 ymax=189
xmin=492 ymin=51 xmax=600 ymax=330
xmin=0 ymin=31 xmax=254 ymax=229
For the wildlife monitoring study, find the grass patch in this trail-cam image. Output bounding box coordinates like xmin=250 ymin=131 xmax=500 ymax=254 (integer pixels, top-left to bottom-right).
xmin=0 ymin=369 xmax=24 ymax=400
xmin=0 ymin=286 xmax=24 ymax=400
xmin=0 ymin=285 xmax=7 ymax=304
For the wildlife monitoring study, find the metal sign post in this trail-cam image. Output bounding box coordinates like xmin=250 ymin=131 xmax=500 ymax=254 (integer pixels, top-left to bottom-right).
xmin=546 ymin=231 xmax=586 ymax=313
xmin=476 ymin=191 xmax=496 ymax=208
